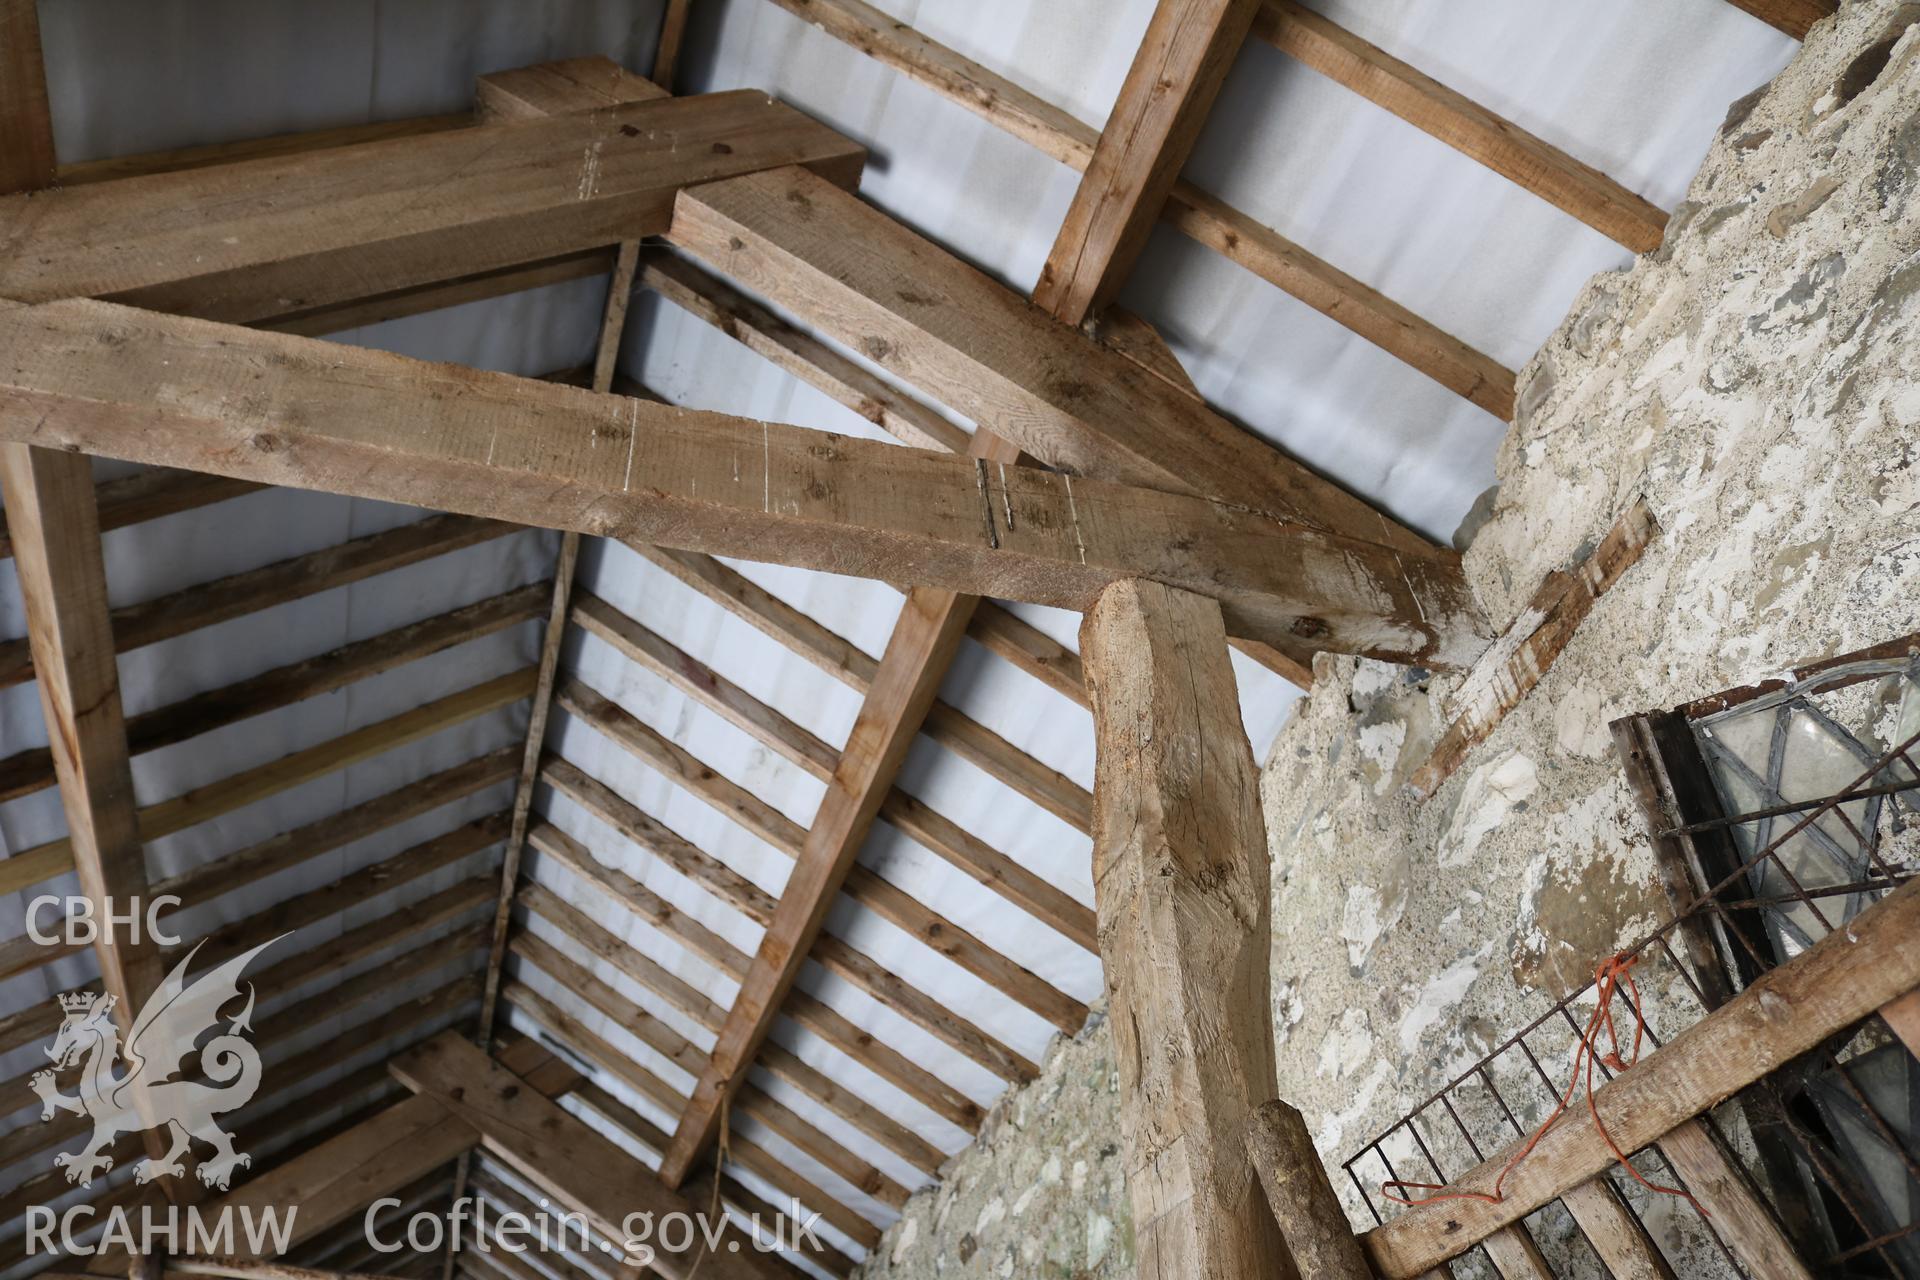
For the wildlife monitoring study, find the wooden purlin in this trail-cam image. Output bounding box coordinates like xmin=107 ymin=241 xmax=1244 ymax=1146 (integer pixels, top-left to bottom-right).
xmin=0 ymin=582 xmax=547 ymax=805
xmin=0 ymin=511 xmax=517 ymax=690
xmin=1248 ymin=1 xmax=1669 ymax=253
xmin=1722 ymin=0 xmax=1835 ymax=39
xmin=555 ymin=676 xmax=1085 ymax=1033
xmin=0 ymin=92 xmax=865 ymax=324
xmin=0 ymin=667 xmax=534 ymax=898
xmin=526 ymin=818 xmax=987 ymax=1132
xmin=747 ymin=0 xmax=1517 ymax=415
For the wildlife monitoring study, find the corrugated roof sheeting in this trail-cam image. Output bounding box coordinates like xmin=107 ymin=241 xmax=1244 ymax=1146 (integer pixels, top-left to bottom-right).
xmin=680 ymin=0 xmax=1794 ymax=541
xmin=0 ymin=5 xmax=626 ymax=1236
xmin=0 ymin=0 xmax=1809 ymax=1274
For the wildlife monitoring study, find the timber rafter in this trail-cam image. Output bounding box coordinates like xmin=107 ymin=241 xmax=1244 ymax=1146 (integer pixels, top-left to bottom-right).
xmin=0 ymin=0 xmax=1819 ymax=1267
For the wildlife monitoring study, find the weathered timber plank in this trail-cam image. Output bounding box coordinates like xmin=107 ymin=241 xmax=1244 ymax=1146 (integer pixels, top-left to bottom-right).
xmin=546 ymin=748 xmax=1039 ymax=1091
xmin=1408 ymin=498 xmax=1657 ymax=799
xmin=1479 ymin=1227 xmax=1555 ymax=1279
xmin=556 ymin=673 xmax=1082 ymax=1026
xmin=0 ymin=298 xmax=1485 ymax=666
xmin=513 ymin=981 xmax=910 ymax=1252
xmin=0 ymin=669 xmax=532 ymax=895
xmin=1081 ymin=579 xmax=1288 ymax=1278
xmin=155 ymin=748 xmax=516 ymax=907
xmin=55 ymin=114 xmax=471 ymax=187
xmin=1243 ymin=1100 xmax=1371 ymax=1279
xmin=1654 ymin=1119 xmax=1809 ymax=1280
xmin=1721 ymin=0 xmax=1834 ymax=39
xmin=671 ymin=165 xmax=1439 ymax=555
xmin=0 ymin=443 xmax=179 ymax=1186
xmin=641 ymin=250 xmax=969 ymax=452
xmin=922 ymin=700 xmax=1092 ymax=831
xmin=1883 ymin=988 xmax=1920 ymax=1059
xmin=879 ymin=791 xmax=1097 ymax=951
xmin=519 ymin=879 xmax=725 ymax=1030
xmin=0 ymin=583 xmax=545 ymax=803
xmin=390 ymin=1033 xmax=786 ymax=1280
xmin=0 ymin=0 xmax=54 ymax=194
xmin=567 ymin=1075 xmax=871 ymax=1267
xmin=0 ymin=468 xmax=265 ymax=561
xmin=571 ymin=590 xmax=841 ymax=779
xmin=653 ymin=3 xmax=695 ymax=88
xmin=657 ymin=579 xmax=985 ymax=1185
xmin=0 ymin=93 xmax=862 ymax=325
xmin=0 ymin=510 xmax=515 ymax=689
xmin=264 ymin=251 xmax=616 ymax=339
xmin=1362 ymin=880 xmax=1920 ymax=1277
xmin=529 ymin=814 xmax=990 ymax=1133
xmin=1558 ymin=1178 xmax=1677 ymax=1280
xmin=525 ymin=819 xmax=751 ymax=980
xmin=475 ymin=56 xmax=667 ymax=120
xmin=1031 ymin=0 xmax=1263 ymax=324
xmin=541 ymin=757 xmax=778 ymax=923
xmin=1250 ymin=2 xmax=1667 ymax=253
xmin=1095 ymin=309 xmax=1200 ymax=397
xmin=1161 ymin=183 xmax=1516 ymax=418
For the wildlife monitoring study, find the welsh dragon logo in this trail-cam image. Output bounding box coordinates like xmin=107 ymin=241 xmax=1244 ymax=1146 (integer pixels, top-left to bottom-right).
xmin=30 ymin=937 xmax=281 ymax=1191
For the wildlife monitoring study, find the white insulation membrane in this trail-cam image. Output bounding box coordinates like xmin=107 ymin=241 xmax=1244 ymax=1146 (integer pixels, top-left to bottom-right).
xmin=0 ymin=0 xmax=1794 ymax=1272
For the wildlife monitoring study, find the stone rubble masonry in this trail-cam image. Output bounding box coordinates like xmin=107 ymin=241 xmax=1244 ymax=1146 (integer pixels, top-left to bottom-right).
xmin=854 ymin=2 xmax=1920 ymax=1274
xmin=854 ymin=1005 xmax=1132 ymax=1279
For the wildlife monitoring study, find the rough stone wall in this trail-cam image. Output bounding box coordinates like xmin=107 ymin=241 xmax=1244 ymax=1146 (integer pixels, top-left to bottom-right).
xmin=853 ymin=1006 xmax=1133 ymax=1279
xmin=1269 ymin=0 xmax=1920 ymax=1217
xmin=853 ymin=3 xmax=1920 ymax=1275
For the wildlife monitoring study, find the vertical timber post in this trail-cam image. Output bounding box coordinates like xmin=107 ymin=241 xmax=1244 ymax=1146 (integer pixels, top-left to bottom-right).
xmin=0 ymin=444 xmax=184 ymax=1219
xmin=1080 ymin=577 xmax=1295 ymax=1279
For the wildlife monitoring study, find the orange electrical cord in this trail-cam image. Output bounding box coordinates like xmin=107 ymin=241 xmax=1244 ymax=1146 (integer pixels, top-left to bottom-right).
xmin=1382 ymin=952 xmax=1705 ymax=1216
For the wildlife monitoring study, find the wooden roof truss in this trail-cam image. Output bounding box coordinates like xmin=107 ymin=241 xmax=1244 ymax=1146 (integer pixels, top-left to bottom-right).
xmin=0 ymin=0 xmax=1844 ymax=1276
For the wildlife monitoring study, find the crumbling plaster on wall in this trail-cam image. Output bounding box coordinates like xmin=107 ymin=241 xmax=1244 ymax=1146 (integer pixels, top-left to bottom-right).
xmin=852 ymin=3 xmax=1920 ymax=1274
xmin=1270 ymin=0 xmax=1920 ymax=1258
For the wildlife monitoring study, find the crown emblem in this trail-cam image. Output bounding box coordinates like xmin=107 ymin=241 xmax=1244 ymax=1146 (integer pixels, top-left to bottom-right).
xmin=58 ymin=991 xmax=97 ymax=1013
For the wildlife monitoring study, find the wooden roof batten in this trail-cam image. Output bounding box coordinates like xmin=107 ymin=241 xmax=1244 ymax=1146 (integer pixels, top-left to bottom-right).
xmin=437 ymin=69 xmax=1062 ymax=1240
xmin=0 ymin=0 xmax=1862 ymax=1271
xmin=0 ymin=10 xmax=1565 ymax=1272
xmin=656 ymin=0 xmax=1308 ymax=1202
xmin=437 ymin=62 xmax=1062 ymax=1270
